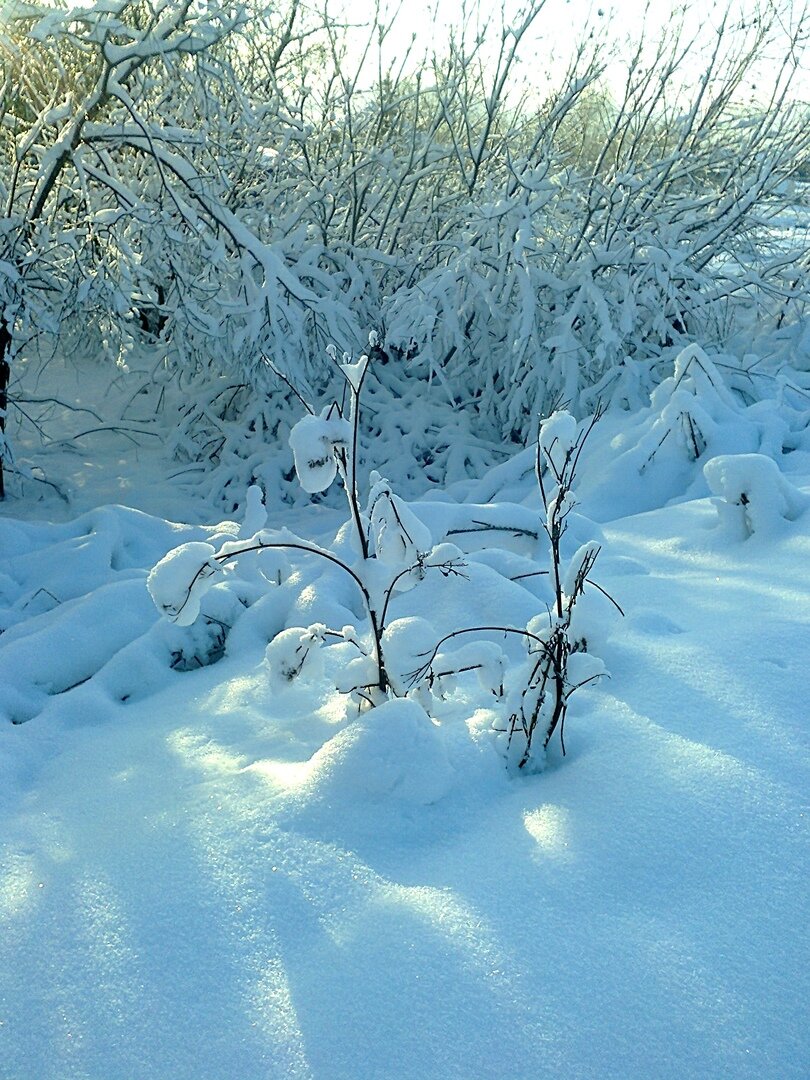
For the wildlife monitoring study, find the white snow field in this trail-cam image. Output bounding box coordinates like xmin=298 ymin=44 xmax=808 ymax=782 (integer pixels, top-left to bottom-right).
xmin=1 ymin=362 xmax=809 ymax=1080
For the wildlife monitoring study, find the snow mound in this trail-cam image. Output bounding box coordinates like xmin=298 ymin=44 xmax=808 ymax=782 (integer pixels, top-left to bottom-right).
xmin=367 ymin=473 xmax=433 ymax=567
xmin=0 ymin=506 xmax=228 ymax=724
xmin=264 ymin=624 xmax=327 ymax=688
xmin=381 ymin=617 xmax=438 ymax=693
xmin=306 ymin=698 xmax=455 ymax=806
xmin=577 ymin=345 xmax=795 ymax=520
xmin=703 ymin=453 xmax=809 ymax=538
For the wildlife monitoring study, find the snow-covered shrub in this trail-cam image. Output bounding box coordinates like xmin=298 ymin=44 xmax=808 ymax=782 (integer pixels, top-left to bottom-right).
xmin=0 ymin=0 xmax=247 ymax=500
xmin=575 ymin=344 xmax=801 ymax=520
xmin=369 ymin=1 xmax=810 ymax=445
xmin=703 ymin=454 xmax=809 ymax=539
xmin=148 ymin=336 xmax=467 ymax=708
xmin=407 ymin=409 xmax=619 ymax=770
xmin=637 ymin=346 xmax=742 ymax=466
xmin=148 ymin=384 xmax=619 ymax=773
xmin=7 ymin=1 xmax=810 ymax=508
xmin=501 ymin=410 xmax=619 ymax=768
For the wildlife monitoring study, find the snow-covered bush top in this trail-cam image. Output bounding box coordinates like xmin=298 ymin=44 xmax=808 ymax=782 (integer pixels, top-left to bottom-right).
xmin=146 ymin=326 xmax=621 ymax=772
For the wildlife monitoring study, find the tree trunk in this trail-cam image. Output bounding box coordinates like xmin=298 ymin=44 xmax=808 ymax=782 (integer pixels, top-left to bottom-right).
xmin=0 ymin=317 xmax=10 ymax=500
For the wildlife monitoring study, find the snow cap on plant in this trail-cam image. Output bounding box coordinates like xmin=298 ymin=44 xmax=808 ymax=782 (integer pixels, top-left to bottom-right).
xmin=241 ymin=484 xmax=267 ymax=537
xmin=340 ymin=354 xmax=369 ymax=392
xmin=539 ymin=411 xmax=578 ymax=473
xmin=703 ymin=453 xmax=809 ymax=539
xmin=147 ymin=542 xmax=221 ymax=626
xmin=288 ymin=408 xmax=351 ymax=494
xmin=367 ymin=472 xmax=432 ymax=568
xmin=265 ymin=624 xmax=327 ymax=688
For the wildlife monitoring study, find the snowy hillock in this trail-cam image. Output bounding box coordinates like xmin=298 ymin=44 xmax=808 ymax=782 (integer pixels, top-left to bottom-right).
xmin=0 ymin=503 xmax=259 ymax=728
xmin=704 ymin=453 xmax=810 ymax=539
xmin=576 ymin=346 xmax=810 ymax=521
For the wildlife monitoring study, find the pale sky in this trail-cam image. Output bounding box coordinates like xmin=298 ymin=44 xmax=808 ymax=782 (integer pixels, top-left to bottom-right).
xmin=2 ymin=0 xmax=808 ymax=105
xmin=340 ymin=0 xmax=810 ymax=106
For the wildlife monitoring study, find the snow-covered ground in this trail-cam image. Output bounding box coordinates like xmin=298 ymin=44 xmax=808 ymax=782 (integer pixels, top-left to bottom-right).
xmin=1 ymin=348 xmax=809 ymax=1079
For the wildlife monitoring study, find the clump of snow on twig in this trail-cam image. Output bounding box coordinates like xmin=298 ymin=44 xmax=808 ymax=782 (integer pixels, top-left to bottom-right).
xmin=539 ymin=410 xmax=579 ymax=473
xmin=146 ymin=542 xmax=220 ymax=626
xmin=288 ymin=410 xmax=351 ymax=494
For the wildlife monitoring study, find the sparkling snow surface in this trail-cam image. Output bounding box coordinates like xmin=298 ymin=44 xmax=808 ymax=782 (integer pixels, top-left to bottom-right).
xmin=1 ymin=439 xmax=809 ymax=1079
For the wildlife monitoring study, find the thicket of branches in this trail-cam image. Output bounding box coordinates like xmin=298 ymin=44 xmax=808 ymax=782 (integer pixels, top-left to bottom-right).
xmin=2 ymin=0 xmax=809 ymax=500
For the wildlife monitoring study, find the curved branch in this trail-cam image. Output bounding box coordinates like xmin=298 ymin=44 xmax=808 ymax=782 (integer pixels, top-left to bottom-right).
xmin=406 ymin=624 xmax=548 ymax=688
